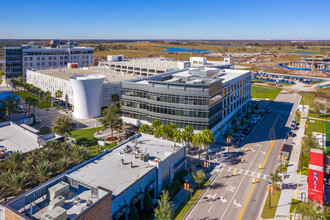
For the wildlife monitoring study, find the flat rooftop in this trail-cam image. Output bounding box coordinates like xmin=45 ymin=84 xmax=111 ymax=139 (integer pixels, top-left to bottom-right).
xmin=136 ymin=68 xmax=250 ymax=85
xmin=0 ymin=121 xmax=41 ymax=154
xmin=68 ymin=133 xmax=183 ymax=196
xmin=109 ymin=58 xmax=180 ymax=70
xmin=34 ymin=66 xmax=137 ymax=82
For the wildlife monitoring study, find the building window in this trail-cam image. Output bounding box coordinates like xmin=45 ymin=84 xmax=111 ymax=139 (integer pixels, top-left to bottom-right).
xmin=29 ymin=57 xmax=33 ymax=61
xmin=37 ymin=62 xmax=40 ymax=66
xmin=24 ymin=57 xmax=28 ymax=61
xmin=37 ymin=57 xmax=40 ymax=61
xmin=49 ymin=61 xmax=52 ymax=65
xmin=29 ymin=63 xmax=33 ymax=66
xmin=42 ymin=57 xmax=45 ymax=61
xmin=53 ymin=56 xmax=56 ymax=60
xmin=49 ymin=57 xmax=52 ymax=60
xmin=53 ymin=61 xmax=56 ymax=65
xmin=42 ymin=62 xmax=45 ymax=65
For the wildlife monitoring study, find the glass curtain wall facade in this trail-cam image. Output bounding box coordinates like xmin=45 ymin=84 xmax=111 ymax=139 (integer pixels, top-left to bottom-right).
xmin=4 ymin=46 xmax=22 ymax=79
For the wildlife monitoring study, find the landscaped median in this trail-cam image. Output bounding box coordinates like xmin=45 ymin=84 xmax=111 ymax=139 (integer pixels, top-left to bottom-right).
xmin=174 ymin=180 xmax=211 ymax=220
xmin=12 ymin=91 xmax=54 ymax=109
xmin=261 ymin=184 xmax=282 ymax=219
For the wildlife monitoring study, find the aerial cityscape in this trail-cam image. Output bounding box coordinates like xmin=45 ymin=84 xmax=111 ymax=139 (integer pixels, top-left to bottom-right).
xmin=0 ymin=0 xmax=330 ymax=220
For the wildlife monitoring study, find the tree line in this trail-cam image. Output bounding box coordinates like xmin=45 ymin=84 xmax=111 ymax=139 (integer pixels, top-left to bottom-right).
xmin=139 ymin=120 xmax=214 ymax=161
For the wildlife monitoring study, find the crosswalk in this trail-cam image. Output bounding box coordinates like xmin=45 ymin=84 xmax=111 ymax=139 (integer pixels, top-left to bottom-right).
xmin=217 ymin=165 xmax=270 ymax=181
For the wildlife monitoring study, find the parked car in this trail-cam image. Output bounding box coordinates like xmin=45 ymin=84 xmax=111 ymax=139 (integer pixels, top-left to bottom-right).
xmin=255 ymin=114 xmax=261 ymax=120
xmin=251 ymin=118 xmax=258 ymax=125
xmin=233 ymin=140 xmax=241 ymax=148
xmin=238 ymin=134 xmax=246 ymax=141
xmin=266 ymin=106 xmax=271 ymax=113
xmin=259 ymin=110 xmax=265 ymax=116
xmin=290 ymin=123 xmax=296 ymax=130
xmin=18 ymin=105 xmax=24 ymax=113
xmin=243 ymin=127 xmax=251 ymax=135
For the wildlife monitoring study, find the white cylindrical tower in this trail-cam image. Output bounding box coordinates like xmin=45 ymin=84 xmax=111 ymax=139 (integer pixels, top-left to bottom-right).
xmin=70 ymin=75 xmax=105 ymax=119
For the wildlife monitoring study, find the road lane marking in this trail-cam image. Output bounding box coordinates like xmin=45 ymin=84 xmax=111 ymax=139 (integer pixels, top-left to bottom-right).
xmin=208 ymin=204 xmax=214 ymax=212
xmin=238 ymin=114 xmax=281 ymax=220
xmin=233 ymin=200 xmax=242 ymax=208
xmin=220 ymin=196 xmax=227 ymax=203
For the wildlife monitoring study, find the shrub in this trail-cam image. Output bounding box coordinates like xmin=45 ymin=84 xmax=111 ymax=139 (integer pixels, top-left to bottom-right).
xmin=106 ymin=136 xmax=118 ymax=142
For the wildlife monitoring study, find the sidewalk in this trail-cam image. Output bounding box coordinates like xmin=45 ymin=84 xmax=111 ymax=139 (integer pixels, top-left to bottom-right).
xmin=274 ymin=106 xmax=309 ymax=219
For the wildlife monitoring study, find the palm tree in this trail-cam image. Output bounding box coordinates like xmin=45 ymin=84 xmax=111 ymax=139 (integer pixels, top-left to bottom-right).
xmin=7 ymin=151 xmax=24 ymax=170
xmin=22 ymin=158 xmax=34 ymax=173
xmin=33 ymin=160 xmax=53 ymax=182
xmin=58 ymin=142 xmax=72 ymax=156
xmin=4 ymin=96 xmax=20 ymax=120
xmin=192 ymin=133 xmax=203 ymax=164
xmin=30 ymin=97 xmax=38 ymax=115
xmin=173 ymin=128 xmax=182 ymax=144
xmin=0 ymin=170 xmax=27 ymax=199
xmin=70 ymin=145 xmax=89 ymax=165
xmin=155 ymin=124 xmax=166 ymax=139
xmin=56 ymin=157 xmax=71 ymax=173
xmin=40 ymin=147 xmax=53 ymax=161
xmin=45 ymin=91 xmax=52 ymax=108
xmin=202 ymin=129 xmax=214 ymax=160
xmin=182 ymin=126 xmax=194 ymax=151
xmin=165 ymin=123 xmax=176 ymax=140
xmin=151 ymin=120 xmax=161 ymax=133
xmin=25 ymin=96 xmax=33 ymax=114
xmin=270 ymin=170 xmax=282 ymax=187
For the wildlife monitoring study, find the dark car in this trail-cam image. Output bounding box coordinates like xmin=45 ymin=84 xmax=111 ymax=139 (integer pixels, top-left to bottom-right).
xmin=243 ymin=127 xmax=251 ymax=135
xmin=266 ymin=106 xmax=271 ymax=113
xmin=233 ymin=140 xmax=241 ymax=148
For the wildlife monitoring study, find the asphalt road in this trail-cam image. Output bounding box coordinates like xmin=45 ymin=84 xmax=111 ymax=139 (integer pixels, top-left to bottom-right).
xmin=185 ymin=93 xmax=300 ymax=220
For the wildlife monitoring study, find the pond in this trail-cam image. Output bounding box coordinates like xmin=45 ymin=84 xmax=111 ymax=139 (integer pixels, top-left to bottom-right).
xmin=158 ymin=46 xmax=212 ymax=53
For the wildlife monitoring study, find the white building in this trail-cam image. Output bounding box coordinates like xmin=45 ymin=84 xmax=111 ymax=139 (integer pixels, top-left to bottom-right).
xmin=99 ymin=56 xmax=233 ymax=77
xmin=26 ymin=66 xmax=137 ymax=119
xmin=4 ymin=43 xmax=94 ymax=80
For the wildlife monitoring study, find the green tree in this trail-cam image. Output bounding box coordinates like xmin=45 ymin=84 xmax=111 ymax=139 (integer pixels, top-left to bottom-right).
xmin=30 ymin=97 xmax=38 ymax=114
xmin=0 ymin=170 xmax=27 ymax=199
xmin=181 ymin=126 xmax=194 ymax=151
xmin=111 ymin=93 xmax=120 ymax=106
xmin=129 ymin=205 xmax=139 ymax=220
xmin=165 ymin=123 xmax=176 ymax=140
xmin=99 ymin=104 xmax=123 ymax=137
xmin=202 ymin=129 xmax=214 ymax=160
xmin=173 ymin=128 xmax=182 ymax=144
xmin=192 ymin=132 xmax=203 ymax=163
xmin=4 ymin=96 xmax=19 ymax=119
xmin=139 ymin=124 xmax=151 ymax=134
xmin=155 ymin=124 xmax=166 ymax=139
xmin=33 ymin=160 xmax=53 ymax=182
xmin=143 ymin=191 xmax=154 ymax=215
xmin=6 ymin=151 xmax=24 ymax=170
xmin=52 ymin=115 xmax=73 ymax=135
xmin=70 ymin=145 xmax=89 ymax=165
xmin=151 ymin=120 xmax=161 ymax=133
xmin=154 ymin=190 xmax=173 ymax=220
xmin=45 ymin=91 xmax=52 ymax=107
xmin=193 ymin=169 xmax=206 ymax=188
xmin=55 ymin=90 xmax=63 ymax=105
xmin=270 ymin=170 xmax=282 ymax=187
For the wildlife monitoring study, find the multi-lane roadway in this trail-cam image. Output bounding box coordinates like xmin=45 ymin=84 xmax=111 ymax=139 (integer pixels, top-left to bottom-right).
xmin=185 ymin=93 xmax=300 ymax=220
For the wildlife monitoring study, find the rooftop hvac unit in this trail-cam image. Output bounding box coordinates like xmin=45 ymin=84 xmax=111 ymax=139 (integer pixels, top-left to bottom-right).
xmin=48 ymin=196 xmax=65 ymax=211
xmin=42 ymin=206 xmax=67 ymax=220
xmin=48 ymin=181 xmax=69 ymax=201
xmin=140 ymin=153 xmax=150 ymax=162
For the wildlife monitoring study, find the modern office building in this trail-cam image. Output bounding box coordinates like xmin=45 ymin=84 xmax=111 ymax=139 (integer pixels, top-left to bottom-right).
xmin=26 ymin=66 xmax=137 ymax=119
xmin=4 ymin=42 xmax=94 ymax=80
xmin=121 ymin=68 xmax=251 ymax=132
xmin=99 ymin=56 xmax=234 ymax=77
xmin=1 ymin=133 xmax=186 ymax=220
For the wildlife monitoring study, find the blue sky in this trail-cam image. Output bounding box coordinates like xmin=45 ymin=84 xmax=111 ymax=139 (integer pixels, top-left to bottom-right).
xmin=1 ymin=0 xmax=330 ymax=40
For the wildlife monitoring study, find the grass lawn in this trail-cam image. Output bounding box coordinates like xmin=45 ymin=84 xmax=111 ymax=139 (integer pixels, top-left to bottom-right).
xmin=289 ymin=199 xmax=301 ymax=213
xmin=12 ymin=91 xmax=54 ymax=109
xmin=308 ymin=112 xmax=330 ymax=120
xmin=305 ymin=119 xmax=325 ymax=136
xmin=71 ymin=127 xmax=117 ymax=157
xmin=299 ymin=92 xmax=317 ymax=108
xmin=39 ymin=126 xmax=52 ymax=135
xmin=261 ymin=185 xmax=282 ymax=219
xmin=251 ymin=84 xmax=282 ymax=101
xmin=174 ymin=180 xmax=211 ymax=220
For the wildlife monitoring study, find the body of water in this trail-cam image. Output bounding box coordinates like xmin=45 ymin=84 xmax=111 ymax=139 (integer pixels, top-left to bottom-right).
xmin=292 ymin=52 xmax=314 ymax=55
xmin=158 ymin=46 xmax=212 ymax=53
